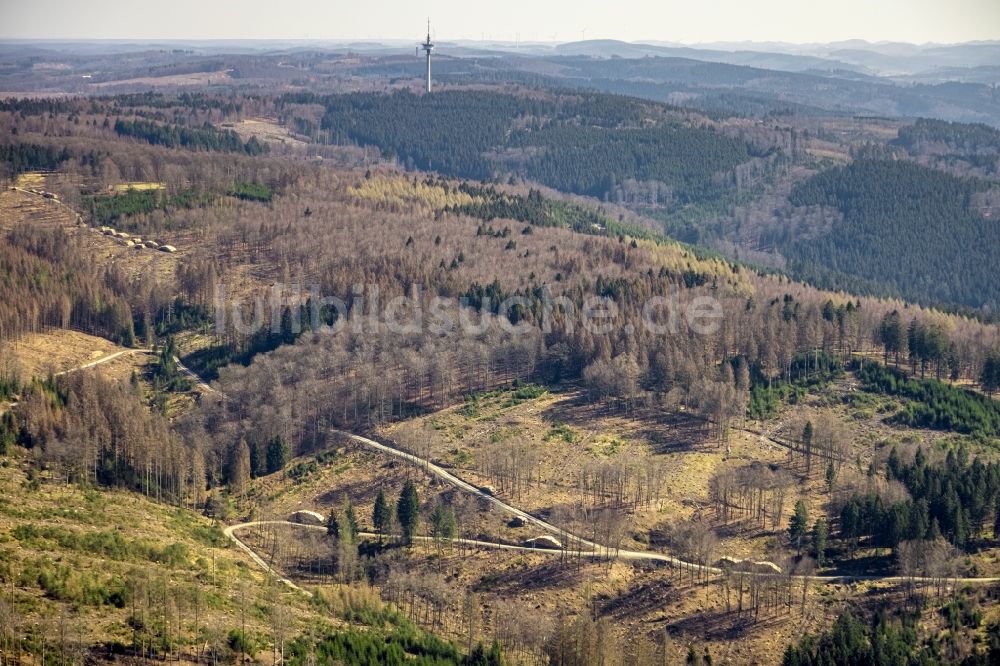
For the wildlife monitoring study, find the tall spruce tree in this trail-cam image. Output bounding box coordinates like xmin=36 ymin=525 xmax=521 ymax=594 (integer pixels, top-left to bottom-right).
xmin=373 ymin=489 xmax=390 ymax=542
xmin=397 ymin=480 xmax=420 ymax=545
xmin=790 ymin=500 xmax=809 ymax=555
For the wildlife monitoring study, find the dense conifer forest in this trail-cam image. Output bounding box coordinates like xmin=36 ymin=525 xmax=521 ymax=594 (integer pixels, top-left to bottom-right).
xmin=784 ymin=159 xmax=998 ymax=309
xmin=113 ymin=119 xmax=267 ymax=155
xmin=285 ymin=90 xmax=752 ymax=203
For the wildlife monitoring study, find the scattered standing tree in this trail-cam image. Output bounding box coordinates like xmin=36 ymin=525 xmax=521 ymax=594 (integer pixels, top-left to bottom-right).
xmin=878 ymin=310 xmax=906 ymax=366
xmin=801 ymin=421 xmax=814 ymax=476
xmin=265 ymin=435 xmax=290 ymax=475
xmin=229 ymin=440 xmax=252 ymax=502
xmin=343 ymin=498 xmax=358 ymax=541
xmin=813 ymin=518 xmax=828 ymax=567
xmin=430 ymin=500 xmax=457 ymax=547
xmin=789 ymin=500 xmax=809 ymax=555
xmin=373 ymin=489 xmax=390 ymax=543
xmin=397 ymin=480 xmax=420 ymax=545
xmin=326 ymin=509 xmax=340 ymax=539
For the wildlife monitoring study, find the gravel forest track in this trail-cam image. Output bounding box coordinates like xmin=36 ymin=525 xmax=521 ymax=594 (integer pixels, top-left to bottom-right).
xmin=223 ymin=431 xmax=1000 ymax=595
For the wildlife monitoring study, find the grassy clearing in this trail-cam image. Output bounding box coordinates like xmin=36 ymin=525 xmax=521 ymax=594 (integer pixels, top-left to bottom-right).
xmin=230 ymin=118 xmax=309 ymax=148
xmin=0 ymin=329 xmax=139 ymax=380
xmin=14 ymin=172 xmax=46 ymax=189
xmin=0 ymin=451 xmax=329 ymax=658
xmin=383 ymin=386 xmax=796 ymax=558
xmin=111 ymin=181 xmax=165 ymax=192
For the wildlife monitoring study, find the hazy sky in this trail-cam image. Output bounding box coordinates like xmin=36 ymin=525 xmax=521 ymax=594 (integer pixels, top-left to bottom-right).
xmin=1 ymin=0 xmax=998 ymax=43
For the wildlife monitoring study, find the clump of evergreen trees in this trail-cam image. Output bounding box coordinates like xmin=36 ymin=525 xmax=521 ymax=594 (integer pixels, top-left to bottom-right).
xmin=285 ymin=627 xmax=501 ymax=666
xmin=113 ymin=118 xmax=267 ymax=155
xmin=0 ymin=142 xmax=71 ymax=179
xmin=840 ymin=444 xmax=1000 ymax=552
xmin=228 ymin=180 xmax=272 ymax=202
xmin=783 ymin=608 xmax=1000 ymax=666
xmin=83 ymin=187 xmax=212 ymax=227
xmin=855 ymin=361 xmax=1000 ymax=440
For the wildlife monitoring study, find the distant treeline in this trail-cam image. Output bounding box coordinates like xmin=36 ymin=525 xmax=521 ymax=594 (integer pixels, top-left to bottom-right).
xmin=109 ymin=92 xmax=244 ymax=114
xmin=0 ymin=98 xmax=77 ymax=115
xmin=894 ymin=117 xmax=1000 ymax=164
xmin=113 ymin=119 xmax=267 ymax=155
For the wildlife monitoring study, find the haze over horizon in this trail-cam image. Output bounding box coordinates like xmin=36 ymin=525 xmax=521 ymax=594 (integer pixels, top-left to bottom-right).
xmin=2 ymin=0 xmax=998 ymax=45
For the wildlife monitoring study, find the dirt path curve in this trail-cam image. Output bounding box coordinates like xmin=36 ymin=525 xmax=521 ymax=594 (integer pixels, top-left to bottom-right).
xmin=222 ymin=522 xmax=313 ymax=596
xmin=226 ymin=515 xmax=1000 ymax=599
xmin=223 ymin=520 xmax=578 ymax=597
xmin=335 ymin=430 xmax=696 ymax=560
xmin=10 ymin=186 xmax=80 ymax=218
xmin=33 ymin=345 xmax=217 ymax=397
xmin=53 ymin=348 xmax=141 ymax=376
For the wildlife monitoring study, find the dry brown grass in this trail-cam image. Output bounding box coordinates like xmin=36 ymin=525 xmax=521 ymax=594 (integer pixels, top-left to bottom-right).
xmin=380 ymin=389 xmax=801 ymax=560
xmin=111 ymin=181 xmax=164 ymax=192
xmin=0 ymin=329 xmax=142 ymax=380
xmin=248 ymin=372 xmax=1000 ymax=664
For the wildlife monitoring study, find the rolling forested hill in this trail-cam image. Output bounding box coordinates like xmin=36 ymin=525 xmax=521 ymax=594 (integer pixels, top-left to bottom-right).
xmin=783 ymin=159 xmax=998 ymax=309
xmin=281 ymin=88 xmax=1000 ymax=314
xmin=283 ymin=90 xmax=754 ymax=203
xmin=893 ymin=117 xmax=1000 ymax=175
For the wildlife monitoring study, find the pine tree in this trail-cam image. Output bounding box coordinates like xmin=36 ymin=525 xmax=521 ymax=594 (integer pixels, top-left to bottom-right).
xmin=397 ymin=480 xmax=420 ymax=545
xmin=982 ymin=349 xmax=1000 ymax=396
xmin=994 ymin=495 xmax=1000 ymax=540
xmin=801 ymin=421 xmax=814 ymax=476
xmin=825 ymin=461 xmax=837 ymax=494
xmin=431 ymin=501 xmax=457 ymax=545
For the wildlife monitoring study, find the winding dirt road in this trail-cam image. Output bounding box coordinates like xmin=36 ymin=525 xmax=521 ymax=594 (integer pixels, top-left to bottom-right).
xmin=223 ymin=431 xmax=1000 ymax=592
